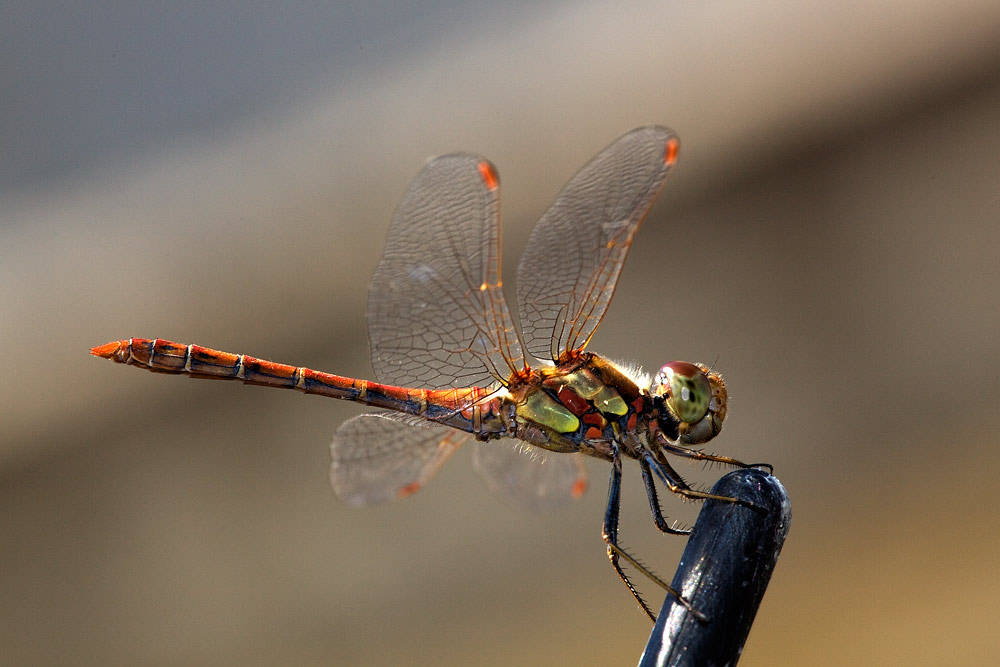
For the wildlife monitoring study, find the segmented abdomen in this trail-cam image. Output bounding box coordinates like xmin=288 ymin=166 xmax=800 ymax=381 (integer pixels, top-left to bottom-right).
xmin=91 ymin=338 xmax=505 ymax=436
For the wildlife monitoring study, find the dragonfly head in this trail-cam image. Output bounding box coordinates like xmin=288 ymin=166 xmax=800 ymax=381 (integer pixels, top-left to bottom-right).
xmin=651 ymin=361 xmax=727 ymax=445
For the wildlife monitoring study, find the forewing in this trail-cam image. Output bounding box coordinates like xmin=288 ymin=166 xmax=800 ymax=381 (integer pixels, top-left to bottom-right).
xmin=471 ymin=441 xmax=588 ymax=512
xmin=330 ymin=412 xmax=470 ymax=507
xmin=368 ymin=154 xmax=523 ymax=389
xmin=516 ymin=126 xmax=679 ymax=361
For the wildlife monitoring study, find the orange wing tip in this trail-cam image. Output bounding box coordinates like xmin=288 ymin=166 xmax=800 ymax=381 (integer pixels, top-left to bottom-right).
xmin=476 ymin=160 xmax=499 ymax=191
xmin=90 ymin=340 xmax=125 ymax=358
xmin=397 ymin=481 xmax=422 ymax=499
xmin=664 ymin=137 xmax=680 ymax=166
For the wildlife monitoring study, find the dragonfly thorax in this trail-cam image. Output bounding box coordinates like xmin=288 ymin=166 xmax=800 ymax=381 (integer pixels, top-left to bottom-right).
xmin=503 ymin=352 xmax=649 ymax=456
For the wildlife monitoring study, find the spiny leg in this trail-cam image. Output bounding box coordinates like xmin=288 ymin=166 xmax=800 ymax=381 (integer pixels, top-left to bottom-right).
xmin=644 ymin=452 xmax=764 ymax=513
xmin=602 ymin=444 xmax=706 ymax=623
xmin=602 ymin=445 xmax=650 ymax=617
xmin=658 ymin=440 xmax=773 ymax=474
xmin=638 ymin=455 xmax=691 ymax=536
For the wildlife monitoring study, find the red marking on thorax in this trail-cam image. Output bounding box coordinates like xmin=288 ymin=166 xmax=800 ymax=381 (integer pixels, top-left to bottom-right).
xmin=556 ymin=385 xmax=590 ymax=416
xmin=626 ymin=412 xmax=638 ymax=431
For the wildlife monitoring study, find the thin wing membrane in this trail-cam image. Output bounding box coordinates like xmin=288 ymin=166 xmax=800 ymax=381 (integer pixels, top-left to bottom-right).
xmin=516 ymin=126 xmax=679 ymax=362
xmin=368 ymin=154 xmax=523 ymax=389
xmin=330 ymin=412 xmax=470 ymax=507
xmin=471 ymin=441 xmax=588 ymax=512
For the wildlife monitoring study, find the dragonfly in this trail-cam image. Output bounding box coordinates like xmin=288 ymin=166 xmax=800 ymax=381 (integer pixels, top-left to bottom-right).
xmin=92 ymin=126 xmax=766 ymax=622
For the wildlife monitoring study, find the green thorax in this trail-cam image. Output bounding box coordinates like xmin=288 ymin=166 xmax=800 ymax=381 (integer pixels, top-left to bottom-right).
xmin=510 ymin=353 xmax=644 ymax=444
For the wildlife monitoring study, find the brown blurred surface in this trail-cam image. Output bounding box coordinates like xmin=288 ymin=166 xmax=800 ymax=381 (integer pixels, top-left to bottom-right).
xmin=3 ymin=3 xmax=1000 ymax=665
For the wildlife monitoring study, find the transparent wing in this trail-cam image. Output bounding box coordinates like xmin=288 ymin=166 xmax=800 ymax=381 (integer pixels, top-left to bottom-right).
xmin=329 ymin=412 xmax=470 ymax=507
xmin=516 ymin=126 xmax=679 ymax=362
xmin=471 ymin=441 xmax=588 ymax=512
xmin=368 ymin=154 xmax=523 ymax=389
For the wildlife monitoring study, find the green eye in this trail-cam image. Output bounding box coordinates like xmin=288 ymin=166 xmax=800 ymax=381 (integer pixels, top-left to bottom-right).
xmin=656 ymin=362 xmax=711 ymax=424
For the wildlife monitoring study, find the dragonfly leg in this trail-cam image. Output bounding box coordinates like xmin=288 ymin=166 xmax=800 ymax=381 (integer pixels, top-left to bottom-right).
xmin=638 ymin=455 xmax=691 ymax=535
xmin=644 ymin=452 xmax=764 ymax=513
xmin=602 ymin=444 xmax=706 ymax=623
xmin=658 ymin=440 xmax=773 ymax=474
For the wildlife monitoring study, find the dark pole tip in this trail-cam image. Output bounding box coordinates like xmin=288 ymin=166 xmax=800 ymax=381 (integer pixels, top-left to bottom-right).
xmin=638 ymin=468 xmax=791 ymax=667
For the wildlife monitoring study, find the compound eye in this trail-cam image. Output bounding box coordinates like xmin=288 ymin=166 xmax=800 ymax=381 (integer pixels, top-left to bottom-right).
xmin=656 ymin=361 xmax=711 ymax=424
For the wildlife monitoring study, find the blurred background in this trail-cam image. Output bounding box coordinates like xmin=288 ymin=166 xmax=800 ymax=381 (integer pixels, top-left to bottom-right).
xmin=3 ymin=1 xmax=999 ymax=664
